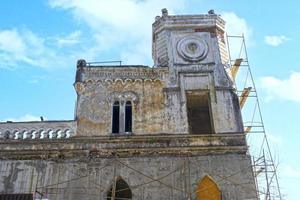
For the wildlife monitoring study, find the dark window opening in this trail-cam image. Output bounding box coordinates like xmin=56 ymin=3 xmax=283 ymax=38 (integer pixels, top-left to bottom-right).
xmin=0 ymin=194 xmax=33 ymax=200
xmin=107 ymin=178 xmax=132 ymax=200
xmin=125 ymin=101 xmax=132 ymax=132
xmin=186 ymin=91 xmax=212 ymax=134
xmin=112 ymin=101 xmax=120 ymax=134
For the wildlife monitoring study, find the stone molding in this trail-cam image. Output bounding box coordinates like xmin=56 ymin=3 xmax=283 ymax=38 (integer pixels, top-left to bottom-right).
xmin=107 ymin=91 xmax=139 ymax=104
xmin=0 ymin=133 xmax=247 ymax=159
xmin=82 ymin=78 xmax=164 ymax=86
xmin=152 ymin=14 xmax=225 ymax=35
xmin=81 ymin=67 xmax=168 ymax=82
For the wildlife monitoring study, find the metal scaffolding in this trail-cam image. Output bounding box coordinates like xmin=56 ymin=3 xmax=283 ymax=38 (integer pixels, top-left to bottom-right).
xmin=226 ymin=35 xmax=282 ymax=200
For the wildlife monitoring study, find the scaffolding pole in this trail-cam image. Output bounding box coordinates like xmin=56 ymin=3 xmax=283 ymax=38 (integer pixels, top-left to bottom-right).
xmin=226 ymin=34 xmax=282 ymax=200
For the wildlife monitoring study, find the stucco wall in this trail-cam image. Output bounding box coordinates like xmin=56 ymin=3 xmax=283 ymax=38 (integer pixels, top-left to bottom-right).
xmin=75 ymin=67 xmax=174 ymax=136
xmin=0 ymin=154 xmax=257 ymax=200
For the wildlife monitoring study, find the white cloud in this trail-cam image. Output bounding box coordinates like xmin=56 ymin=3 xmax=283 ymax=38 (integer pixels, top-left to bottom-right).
xmin=281 ymin=164 xmax=300 ymax=178
xmin=49 ymin=0 xmax=183 ymax=35
xmin=267 ymin=133 xmax=283 ymax=145
xmin=55 ymin=31 xmax=82 ymax=46
xmin=0 ymin=28 xmax=87 ymax=69
xmin=260 ymin=72 xmax=300 ymax=103
xmin=48 ymin=0 xmax=185 ymax=65
xmin=222 ymin=12 xmax=252 ymax=42
xmin=0 ymin=29 xmax=25 ymax=55
xmin=264 ymin=35 xmax=289 ymax=47
xmin=28 ymin=79 xmax=39 ymax=84
xmin=222 ymin=12 xmax=253 ymax=59
xmin=3 ymin=114 xmax=43 ymax=122
xmin=0 ymin=4 xmax=254 ymax=69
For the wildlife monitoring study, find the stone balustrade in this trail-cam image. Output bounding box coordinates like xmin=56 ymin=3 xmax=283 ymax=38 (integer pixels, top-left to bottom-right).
xmin=0 ymin=120 xmax=76 ymax=140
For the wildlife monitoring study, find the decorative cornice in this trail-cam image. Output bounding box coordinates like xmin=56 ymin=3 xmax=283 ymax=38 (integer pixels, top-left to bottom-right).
xmin=80 ymin=67 xmax=168 ymax=82
xmin=0 ymin=134 xmax=247 ymax=160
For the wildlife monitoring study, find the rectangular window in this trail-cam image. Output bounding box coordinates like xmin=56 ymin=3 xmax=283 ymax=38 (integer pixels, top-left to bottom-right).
xmin=186 ymin=91 xmax=212 ymax=134
xmin=112 ymin=101 xmax=133 ymax=134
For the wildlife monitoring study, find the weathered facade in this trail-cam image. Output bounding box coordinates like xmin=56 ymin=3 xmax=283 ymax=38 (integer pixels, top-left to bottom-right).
xmin=0 ymin=9 xmax=258 ymax=200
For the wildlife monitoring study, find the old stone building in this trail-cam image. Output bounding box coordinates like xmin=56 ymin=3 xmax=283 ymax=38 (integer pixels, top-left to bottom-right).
xmin=0 ymin=9 xmax=258 ymax=200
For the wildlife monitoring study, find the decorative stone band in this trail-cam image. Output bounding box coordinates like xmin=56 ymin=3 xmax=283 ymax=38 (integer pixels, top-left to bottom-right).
xmin=0 ymin=133 xmax=247 ymax=160
xmin=74 ymin=79 xmax=164 ymax=95
xmin=0 ymin=120 xmax=76 ymax=140
xmin=152 ymin=14 xmax=225 ymax=37
xmin=81 ymin=67 xmax=168 ymax=82
xmin=107 ymin=91 xmax=139 ymax=104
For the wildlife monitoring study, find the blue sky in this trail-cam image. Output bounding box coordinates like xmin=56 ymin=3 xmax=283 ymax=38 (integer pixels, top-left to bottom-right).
xmin=0 ymin=0 xmax=299 ymax=199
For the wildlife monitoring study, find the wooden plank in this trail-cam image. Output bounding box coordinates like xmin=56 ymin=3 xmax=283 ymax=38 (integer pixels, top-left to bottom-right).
xmin=230 ymin=58 xmax=243 ymax=80
xmin=239 ymin=87 xmax=252 ymax=109
xmin=244 ymin=126 xmax=252 ymax=134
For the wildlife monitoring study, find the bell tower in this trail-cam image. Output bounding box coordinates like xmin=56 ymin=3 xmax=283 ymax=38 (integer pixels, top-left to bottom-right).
xmin=151 ymin=9 xmax=258 ymax=199
xmin=153 ymin=8 xmax=243 ymax=135
xmin=152 ymin=8 xmax=221 ymax=67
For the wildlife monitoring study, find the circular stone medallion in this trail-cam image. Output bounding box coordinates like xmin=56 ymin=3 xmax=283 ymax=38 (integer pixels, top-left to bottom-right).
xmin=177 ymin=36 xmax=208 ymax=62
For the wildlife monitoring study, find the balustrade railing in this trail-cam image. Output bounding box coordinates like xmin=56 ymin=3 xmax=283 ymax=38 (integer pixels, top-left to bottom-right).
xmin=0 ymin=120 xmax=76 ymax=140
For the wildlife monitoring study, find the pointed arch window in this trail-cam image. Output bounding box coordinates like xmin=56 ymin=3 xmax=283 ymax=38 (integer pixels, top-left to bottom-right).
xmin=196 ymin=175 xmax=221 ymax=200
xmin=107 ymin=178 xmax=132 ymax=200
xmin=112 ymin=101 xmax=120 ymax=134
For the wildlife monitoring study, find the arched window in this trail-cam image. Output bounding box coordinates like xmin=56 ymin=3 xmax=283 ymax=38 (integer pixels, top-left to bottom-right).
xmin=125 ymin=101 xmax=132 ymax=133
xmin=196 ymin=175 xmax=221 ymax=200
xmin=112 ymin=101 xmax=120 ymax=134
xmin=107 ymin=178 xmax=132 ymax=200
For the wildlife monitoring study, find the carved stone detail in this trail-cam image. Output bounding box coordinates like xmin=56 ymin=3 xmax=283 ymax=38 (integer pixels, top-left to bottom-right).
xmin=77 ymin=59 xmax=86 ymax=68
xmin=107 ymin=91 xmax=139 ymax=104
xmin=74 ymin=82 xmax=85 ymax=95
xmin=84 ymin=68 xmax=166 ymax=81
xmin=176 ymin=36 xmax=208 ymax=62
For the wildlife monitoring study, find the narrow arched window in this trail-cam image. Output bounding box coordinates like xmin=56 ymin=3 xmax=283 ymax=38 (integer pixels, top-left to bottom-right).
xmin=125 ymin=101 xmax=132 ymax=133
xmin=112 ymin=101 xmax=120 ymax=134
xmin=107 ymin=178 xmax=132 ymax=200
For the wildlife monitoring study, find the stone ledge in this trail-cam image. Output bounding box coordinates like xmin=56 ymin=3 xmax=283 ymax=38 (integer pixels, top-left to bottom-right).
xmin=0 ymin=134 xmax=247 ymax=159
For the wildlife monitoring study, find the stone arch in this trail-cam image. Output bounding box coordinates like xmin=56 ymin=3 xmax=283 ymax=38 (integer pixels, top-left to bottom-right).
xmin=153 ymin=79 xmax=164 ymax=86
xmin=65 ymin=129 xmax=71 ymax=138
xmin=196 ymin=175 xmax=221 ymax=200
xmin=124 ymin=78 xmax=133 ymax=85
xmin=30 ymin=130 xmax=37 ymax=139
xmin=106 ymin=176 xmax=132 ymax=200
xmin=56 ymin=129 xmax=62 ymax=138
xmin=4 ymin=130 xmax=11 ymax=139
xmin=114 ymin=78 xmax=124 ymax=86
xmin=21 ymin=130 xmax=28 ymax=139
xmin=13 ymin=130 xmax=20 ymax=139
xmin=86 ymin=79 xmax=94 ymax=85
xmin=107 ymin=91 xmax=139 ymax=104
xmin=39 ymin=130 xmax=46 ymax=139
xmin=133 ymin=79 xmax=143 ymax=85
